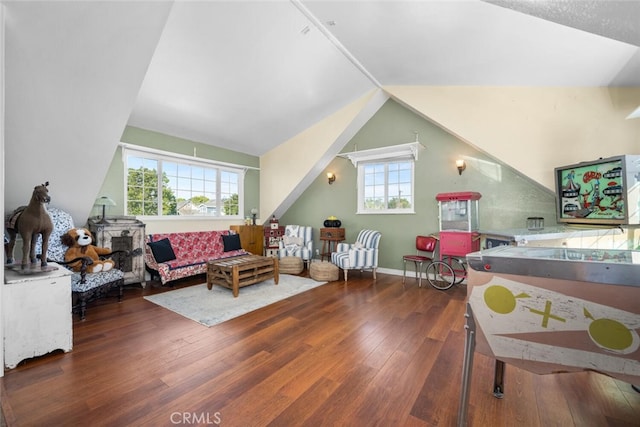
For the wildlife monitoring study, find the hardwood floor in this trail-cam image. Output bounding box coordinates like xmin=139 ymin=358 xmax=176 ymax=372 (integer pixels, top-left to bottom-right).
xmin=1 ymin=272 xmax=639 ymax=426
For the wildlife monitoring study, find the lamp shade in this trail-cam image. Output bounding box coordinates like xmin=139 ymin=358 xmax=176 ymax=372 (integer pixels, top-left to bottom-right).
xmin=95 ymin=196 xmax=116 ymax=207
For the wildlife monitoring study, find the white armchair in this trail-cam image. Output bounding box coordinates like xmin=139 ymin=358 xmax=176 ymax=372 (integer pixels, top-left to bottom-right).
xmin=278 ymin=225 xmax=313 ymax=267
xmin=331 ymin=229 xmax=382 ymax=281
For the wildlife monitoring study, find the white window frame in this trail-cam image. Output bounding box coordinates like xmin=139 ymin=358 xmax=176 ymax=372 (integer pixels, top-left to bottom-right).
xmin=357 ymin=160 xmax=416 ymax=214
xmin=122 ymin=144 xmax=250 ymax=220
xmin=338 ymin=142 xmax=423 ymax=215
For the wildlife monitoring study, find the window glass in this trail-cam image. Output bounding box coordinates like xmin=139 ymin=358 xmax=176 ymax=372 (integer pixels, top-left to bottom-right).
xmin=358 ymin=160 xmax=414 ymax=213
xmin=125 ymin=150 xmax=243 ymax=218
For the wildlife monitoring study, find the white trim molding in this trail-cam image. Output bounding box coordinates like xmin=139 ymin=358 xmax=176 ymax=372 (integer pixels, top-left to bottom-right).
xmin=338 ymin=141 xmax=424 ymax=167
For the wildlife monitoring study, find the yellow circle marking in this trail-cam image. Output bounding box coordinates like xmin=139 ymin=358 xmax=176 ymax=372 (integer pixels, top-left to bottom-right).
xmin=484 ymin=285 xmax=520 ymax=314
xmin=588 ymin=318 xmax=633 ymax=351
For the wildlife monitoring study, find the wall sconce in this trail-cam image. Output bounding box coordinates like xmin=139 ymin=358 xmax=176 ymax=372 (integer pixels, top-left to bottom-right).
xmin=327 ymin=172 xmax=336 ymax=185
xmin=456 ymin=159 xmax=466 ymax=175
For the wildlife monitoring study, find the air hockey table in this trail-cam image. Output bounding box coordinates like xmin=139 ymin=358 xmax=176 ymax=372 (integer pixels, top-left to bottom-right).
xmin=458 ymin=245 xmax=640 ymax=426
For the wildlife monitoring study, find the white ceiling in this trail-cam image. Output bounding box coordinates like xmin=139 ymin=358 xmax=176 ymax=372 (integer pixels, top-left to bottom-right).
xmin=3 ymin=0 xmax=639 ymax=224
xmin=127 ymin=0 xmax=640 ymax=156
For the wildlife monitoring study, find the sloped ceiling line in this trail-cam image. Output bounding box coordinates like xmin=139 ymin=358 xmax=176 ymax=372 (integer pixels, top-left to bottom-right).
xmin=290 ymin=0 xmax=382 ymax=88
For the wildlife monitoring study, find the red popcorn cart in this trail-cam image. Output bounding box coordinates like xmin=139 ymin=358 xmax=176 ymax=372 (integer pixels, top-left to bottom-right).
xmin=436 ymin=191 xmax=482 ymax=284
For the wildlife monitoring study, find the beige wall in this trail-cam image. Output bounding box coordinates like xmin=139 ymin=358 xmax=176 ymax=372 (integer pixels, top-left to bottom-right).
xmin=385 ymin=86 xmax=640 ymax=190
xmin=260 ymin=89 xmax=386 ymax=221
xmin=261 ymin=86 xmax=640 ymax=219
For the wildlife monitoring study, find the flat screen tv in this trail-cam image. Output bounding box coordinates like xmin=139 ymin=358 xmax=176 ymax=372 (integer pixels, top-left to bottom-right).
xmin=554 ymin=155 xmax=640 ymax=225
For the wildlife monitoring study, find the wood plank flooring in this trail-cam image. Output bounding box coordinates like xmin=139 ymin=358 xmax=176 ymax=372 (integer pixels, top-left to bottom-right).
xmin=1 ymin=272 xmax=639 ymax=426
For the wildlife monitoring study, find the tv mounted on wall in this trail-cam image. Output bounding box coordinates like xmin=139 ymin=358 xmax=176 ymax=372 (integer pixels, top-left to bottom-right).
xmin=554 ymin=155 xmax=640 ymax=225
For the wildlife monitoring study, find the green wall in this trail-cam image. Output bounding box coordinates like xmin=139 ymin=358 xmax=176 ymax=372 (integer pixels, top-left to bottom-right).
xmin=95 ymin=126 xmax=260 ymax=219
xmin=279 ymin=99 xmax=556 ymax=272
xmin=99 ymin=104 xmax=556 ymax=273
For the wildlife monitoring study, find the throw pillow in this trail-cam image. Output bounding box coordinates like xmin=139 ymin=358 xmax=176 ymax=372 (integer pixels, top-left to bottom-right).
xmin=148 ymin=238 xmax=177 ymax=263
xmin=283 ymin=235 xmax=303 ymax=247
xmin=285 ymin=225 xmax=300 ymax=237
xmin=283 ymin=235 xmax=303 ymax=253
xmin=223 ymin=233 xmax=242 ymax=252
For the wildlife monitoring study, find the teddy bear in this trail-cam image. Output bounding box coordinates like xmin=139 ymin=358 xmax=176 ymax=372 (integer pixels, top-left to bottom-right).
xmin=61 ymin=228 xmax=115 ymax=273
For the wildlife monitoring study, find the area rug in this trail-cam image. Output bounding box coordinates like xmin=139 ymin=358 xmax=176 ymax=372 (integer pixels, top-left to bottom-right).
xmin=143 ymin=274 xmax=327 ymax=327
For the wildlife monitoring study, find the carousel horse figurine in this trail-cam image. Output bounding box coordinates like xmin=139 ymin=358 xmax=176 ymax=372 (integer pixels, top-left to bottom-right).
xmin=5 ymin=182 xmax=53 ymax=269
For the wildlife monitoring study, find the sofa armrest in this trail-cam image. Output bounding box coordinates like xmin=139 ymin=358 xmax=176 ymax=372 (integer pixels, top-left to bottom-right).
xmin=143 ymin=246 xmax=160 ymax=270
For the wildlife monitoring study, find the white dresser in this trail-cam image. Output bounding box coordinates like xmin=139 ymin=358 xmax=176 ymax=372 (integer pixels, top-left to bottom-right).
xmin=3 ymin=263 xmax=73 ymax=369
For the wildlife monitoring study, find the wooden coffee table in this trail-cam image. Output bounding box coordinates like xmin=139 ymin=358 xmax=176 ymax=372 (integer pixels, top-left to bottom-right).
xmin=206 ymin=254 xmax=279 ymax=297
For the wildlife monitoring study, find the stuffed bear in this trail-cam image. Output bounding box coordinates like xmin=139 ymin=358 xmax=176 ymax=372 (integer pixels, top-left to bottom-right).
xmin=61 ymin=228 xmax=115 ymax=273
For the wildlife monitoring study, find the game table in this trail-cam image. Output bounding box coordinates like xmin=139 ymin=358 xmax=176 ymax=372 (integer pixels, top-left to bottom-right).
xmin=458 ymin=246 xmax=640 ymax=426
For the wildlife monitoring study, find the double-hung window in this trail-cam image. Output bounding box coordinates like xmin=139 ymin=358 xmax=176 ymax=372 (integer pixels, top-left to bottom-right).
xmin=358 ymin=160 xmax=414 ymax=213
xmin=123 ymin=146 xmax=244 ymax=218
xmin=339 ymin=142 xmax=422 ymax=214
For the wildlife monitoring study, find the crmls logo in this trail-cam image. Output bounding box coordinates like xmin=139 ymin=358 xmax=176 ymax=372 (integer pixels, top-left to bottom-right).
xmin=170 ymin=412 xmax=222 ymax=425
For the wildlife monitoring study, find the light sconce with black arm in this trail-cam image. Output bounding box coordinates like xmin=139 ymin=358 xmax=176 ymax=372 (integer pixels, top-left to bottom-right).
xmin=327 ymin=172 xmax=336 ymax=185
xmin=456 ymin=159 xmax=466 ymax=175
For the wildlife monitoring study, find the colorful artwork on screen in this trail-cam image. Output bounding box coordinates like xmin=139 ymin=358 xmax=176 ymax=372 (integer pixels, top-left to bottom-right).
xmin=558 ymin=159 xmax=624 ymax=221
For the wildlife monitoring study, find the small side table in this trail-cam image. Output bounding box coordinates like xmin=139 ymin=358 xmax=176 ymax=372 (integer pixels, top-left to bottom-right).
xmin=320 ymin=227 xmax=345 ymax=261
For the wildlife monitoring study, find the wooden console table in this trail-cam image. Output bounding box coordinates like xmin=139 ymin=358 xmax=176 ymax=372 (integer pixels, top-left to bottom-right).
xmin=206 ymin=255 xmax=279 ymax=297
xmin=320 ymin=227 xmax=345 ymax=261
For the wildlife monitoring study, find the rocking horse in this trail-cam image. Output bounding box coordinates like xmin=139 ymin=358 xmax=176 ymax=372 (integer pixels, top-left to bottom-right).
xmin=5 ymin=182 xmax=53 ymax=269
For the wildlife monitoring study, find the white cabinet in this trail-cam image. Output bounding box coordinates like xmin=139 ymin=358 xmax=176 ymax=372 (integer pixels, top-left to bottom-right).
xmin=3 ymin=263 xmax=72 ymax=369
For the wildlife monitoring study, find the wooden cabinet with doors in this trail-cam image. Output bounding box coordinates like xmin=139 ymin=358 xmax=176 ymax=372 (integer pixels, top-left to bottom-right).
xmin=230 ymin=225 xmax=264 ymax=256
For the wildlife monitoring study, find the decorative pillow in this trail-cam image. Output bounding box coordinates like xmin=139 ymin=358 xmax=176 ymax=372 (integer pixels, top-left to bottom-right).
xmin=354 ymin=241 xmax=364 ymax=249
xmin=283 ymin=235 xmax=303 ymax=252
xmin=283 ymin=235 xmax=303 ymax=247
xmin=285 ymin=225 xmax=300 ymax=237
xmin=148 ymin=238 xmax=177 ymax=263
xmin=222 ymin=233 xmax=242 ymax=252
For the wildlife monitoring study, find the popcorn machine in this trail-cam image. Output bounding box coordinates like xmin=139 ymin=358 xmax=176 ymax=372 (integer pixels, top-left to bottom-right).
xmin=436 ymin=192 xmax=482 ymax=274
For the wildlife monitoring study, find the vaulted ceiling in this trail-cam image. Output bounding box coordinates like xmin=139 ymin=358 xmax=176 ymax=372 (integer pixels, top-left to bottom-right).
xmin=4 ymin=0 xmax=640 ymax=223
xmin=128 ymin=0 xmax=640 ymax=155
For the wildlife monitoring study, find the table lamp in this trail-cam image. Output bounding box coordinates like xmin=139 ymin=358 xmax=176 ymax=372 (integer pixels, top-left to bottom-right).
xmin=95 ymin=196 xmax=116 ymax=224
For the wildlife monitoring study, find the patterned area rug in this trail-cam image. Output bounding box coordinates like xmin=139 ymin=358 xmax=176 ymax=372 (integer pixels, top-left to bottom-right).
xmin=144 ymin=274 xmax=327 ymax=327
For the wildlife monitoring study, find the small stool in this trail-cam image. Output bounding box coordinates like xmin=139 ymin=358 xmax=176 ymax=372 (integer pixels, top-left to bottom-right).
xmin=309 ymin=261 xmax=339 ymax=281
xmin=279 ymin=256 xmax=304 ymax=274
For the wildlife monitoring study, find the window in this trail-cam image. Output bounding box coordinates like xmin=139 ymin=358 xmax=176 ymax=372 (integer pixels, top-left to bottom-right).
xmin=358 ymin=160 xmax=414 ymax=213
xmin=123 ymin=146 xmax=244 ymax=218
xmin=339 ymin=142 xmax=422 ymax=214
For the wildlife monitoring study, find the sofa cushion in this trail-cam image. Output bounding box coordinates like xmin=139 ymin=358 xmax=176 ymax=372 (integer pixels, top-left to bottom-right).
xmin=148 ymin=238 xmax=177 ymax=263
xmin=222 ymin=234 xmax=242 ymax=252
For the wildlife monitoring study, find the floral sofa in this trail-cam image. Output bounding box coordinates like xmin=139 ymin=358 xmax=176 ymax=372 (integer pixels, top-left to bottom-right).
xmin=144 ymin=230 xmax=247 ymax=285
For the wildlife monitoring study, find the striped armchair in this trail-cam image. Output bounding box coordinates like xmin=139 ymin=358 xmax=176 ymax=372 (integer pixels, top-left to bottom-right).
xmin=331 ymin=229 xmax=382 ymax=281
xmin=278 ymin=225 xmax=314 ymax=268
